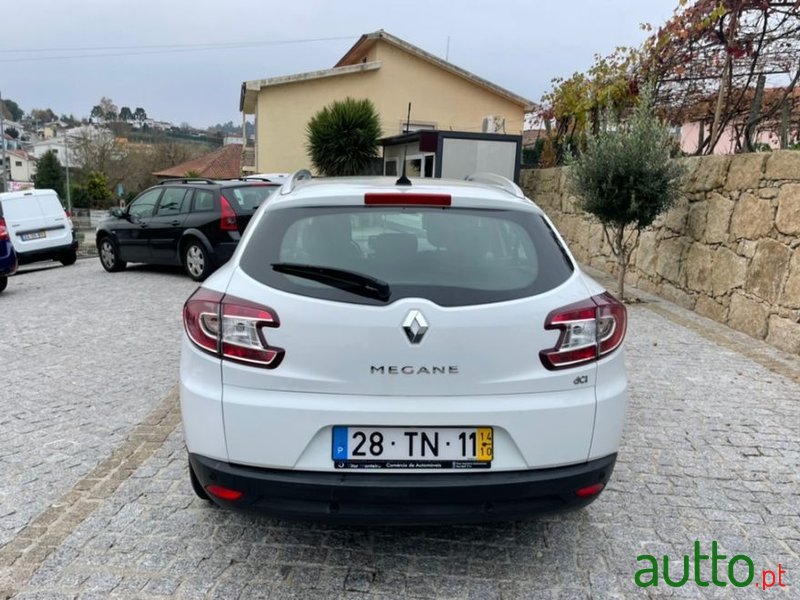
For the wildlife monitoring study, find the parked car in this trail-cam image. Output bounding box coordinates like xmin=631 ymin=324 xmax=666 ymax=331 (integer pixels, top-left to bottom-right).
xmin=0 ymin=189 xmax=78 ymax=267
xmin=95 ymin=178 xmax=281 ymax=281
xmin=180 ymin=171 xmax=629 ymax=524
xmin=0 ymin=211 xmax=18 ymax=293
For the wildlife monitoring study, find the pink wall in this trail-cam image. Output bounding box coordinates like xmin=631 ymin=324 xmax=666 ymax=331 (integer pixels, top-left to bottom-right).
xmin=680 ymin=121 xmax=783 ymax=155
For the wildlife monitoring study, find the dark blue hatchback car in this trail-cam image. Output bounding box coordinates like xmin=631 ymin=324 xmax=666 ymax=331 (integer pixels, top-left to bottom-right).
xmin=0 ymin=212 xmax=18 ymax=293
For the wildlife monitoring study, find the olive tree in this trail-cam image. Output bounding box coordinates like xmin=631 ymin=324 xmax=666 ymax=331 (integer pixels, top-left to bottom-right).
xmin=568 ymin=93 xmax=685 ymax=300
xmin=306 ymin=97 xmax=381 ymax=176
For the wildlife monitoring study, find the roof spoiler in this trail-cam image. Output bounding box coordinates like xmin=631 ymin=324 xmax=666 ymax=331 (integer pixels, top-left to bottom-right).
xmin=465 ymin=172 xmax=525 ymax=199
xmin=280 ymin=169 xmax=312 ymax=195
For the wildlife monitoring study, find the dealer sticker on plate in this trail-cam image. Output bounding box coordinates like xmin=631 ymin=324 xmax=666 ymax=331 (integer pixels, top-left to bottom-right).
xmin=332 ymin=426 xmax=493 ymax=469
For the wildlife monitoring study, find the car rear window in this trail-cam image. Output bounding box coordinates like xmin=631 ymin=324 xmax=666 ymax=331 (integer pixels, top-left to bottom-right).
xmin=224 ymin=185 xmax=279 ymax=213
xmin=240 ymin=206 xmax=574 ymax=307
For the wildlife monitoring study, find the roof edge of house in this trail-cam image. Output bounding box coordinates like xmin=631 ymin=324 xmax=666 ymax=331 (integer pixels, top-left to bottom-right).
xmin=239 ymin=61 xmax=382 ymax=113
xmin=335 ymin=30 xmax=535 ymax=110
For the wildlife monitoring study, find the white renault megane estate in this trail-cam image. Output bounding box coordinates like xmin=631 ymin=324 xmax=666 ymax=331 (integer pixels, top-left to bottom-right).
xmin=180 ymin=170 xmax=628 ymax=523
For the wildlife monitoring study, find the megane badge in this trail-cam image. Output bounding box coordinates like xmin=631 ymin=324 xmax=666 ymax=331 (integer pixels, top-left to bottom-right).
xmin=402 ymin=310 xmax=428 ymax=344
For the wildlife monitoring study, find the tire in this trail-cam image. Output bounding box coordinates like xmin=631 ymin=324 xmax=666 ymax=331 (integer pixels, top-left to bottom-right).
xmin=59 ymin=249 xmax=77 ymax=266
xmin=189 ymin=463 xmax=210 ymax=501
xmin=98 ymin=237 xmax=127 ymax=272
xmin=183 ymin=240 xmax=212 ymax=281
xmin=0 ymin=276 xmax=7 ymax=293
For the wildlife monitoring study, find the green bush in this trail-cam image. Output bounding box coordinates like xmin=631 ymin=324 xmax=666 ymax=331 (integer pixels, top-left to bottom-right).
xmin=70 ymin=184 xmax=91 ymax=209
xmin=33 ymin=150 xmax=65 ymax=197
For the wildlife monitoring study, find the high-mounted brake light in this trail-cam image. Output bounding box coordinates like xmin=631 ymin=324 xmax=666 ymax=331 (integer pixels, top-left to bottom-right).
xmin=219 ymin=195 xmax=238 ymax=231
xmin=540 ymin=292 xmax=627 ymax=370
xmin=0 ymin=218 xmax=9 ymax=242
xmin=364 ymin=193 xmax=451 ymax=206
xmin=183 ymin=289 xmax=284 ymax=368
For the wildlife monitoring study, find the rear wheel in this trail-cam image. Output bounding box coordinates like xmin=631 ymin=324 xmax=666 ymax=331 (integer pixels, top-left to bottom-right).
xmin=183 ymin=240 xmax=211 ymax=281
xmin=189 ymin=463 xmax=210 ymax=501
xmin=98 ymin=237 xmax=127 ymax=272
xmin=59 ymin=249 xmax=77 ymax=266
xmin=0 ymin=276 xmax=7 ymax=293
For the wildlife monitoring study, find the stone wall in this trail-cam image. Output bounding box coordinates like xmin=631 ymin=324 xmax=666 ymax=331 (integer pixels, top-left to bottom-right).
xmin=520 ymin=150 xmax=800 ymax=355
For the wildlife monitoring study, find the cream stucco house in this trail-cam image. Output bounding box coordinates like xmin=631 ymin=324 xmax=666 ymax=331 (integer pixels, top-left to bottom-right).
xmin=239 ymin=30 xmax=533 ymax=174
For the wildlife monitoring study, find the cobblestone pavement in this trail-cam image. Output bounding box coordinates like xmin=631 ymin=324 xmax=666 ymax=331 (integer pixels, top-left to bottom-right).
xmin=0 ymin=260 xmax=195 ymax=550
xmin=1 ymin=261 xmax=798 ymax=599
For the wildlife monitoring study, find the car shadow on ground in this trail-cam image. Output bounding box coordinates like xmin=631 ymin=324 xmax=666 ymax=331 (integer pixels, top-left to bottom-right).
xmin=124 ymin=263 xmax=187 ymax=278
xmin=11 ymin=263 xmax=67 ymax=276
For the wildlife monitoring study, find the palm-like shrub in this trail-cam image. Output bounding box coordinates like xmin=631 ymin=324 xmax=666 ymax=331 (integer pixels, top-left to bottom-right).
xmin=568 ymin=92 xmax=685 ymax=299
xmin=306 ymin=98 xmax=381 ymax=176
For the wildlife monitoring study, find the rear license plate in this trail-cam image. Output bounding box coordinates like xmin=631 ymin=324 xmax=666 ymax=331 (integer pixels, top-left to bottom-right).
xmin=20 ymin=231 xmax=46 ymax=241
xmin=332 ymin=426 xmax=493 ymax=469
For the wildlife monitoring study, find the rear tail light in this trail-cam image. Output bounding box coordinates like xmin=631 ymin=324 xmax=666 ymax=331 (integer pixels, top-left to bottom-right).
xmin=0 ymin=218 xmax=8 ymax=241
xmin=365 ymin=193 xmax=451 ymax=206
xmin=206 ymin=485 xmax=243 ymax=501
xmin=575 ymin=482 xmax=605 ymax=498
xmin=219 ymin=195 xmax=238 ymax=231
xmin=183 ymin=288 xmax=284 ymax=368
xmin=540 ymin=292 xmax=627 ymax=370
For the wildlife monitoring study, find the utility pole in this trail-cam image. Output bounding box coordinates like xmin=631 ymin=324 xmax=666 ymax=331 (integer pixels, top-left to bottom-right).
xmin=0 ymin=89 xmax=7 ymax=193
xmin=64 ymin=132 xmax=72 ymax=213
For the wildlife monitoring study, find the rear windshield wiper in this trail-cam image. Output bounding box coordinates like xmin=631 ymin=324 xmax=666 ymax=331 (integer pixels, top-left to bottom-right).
xmin=271 ymin=263 xmax=391 ymax=301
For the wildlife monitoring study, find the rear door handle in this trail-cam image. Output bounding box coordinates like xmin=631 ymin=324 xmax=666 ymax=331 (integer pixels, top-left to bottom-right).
xmin=170 ymin=220 xmax=180 ymax=226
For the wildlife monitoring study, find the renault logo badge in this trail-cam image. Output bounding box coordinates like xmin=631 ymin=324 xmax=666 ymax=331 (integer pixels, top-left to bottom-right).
xmin=402 ymin=310 xmax=428 ymax=344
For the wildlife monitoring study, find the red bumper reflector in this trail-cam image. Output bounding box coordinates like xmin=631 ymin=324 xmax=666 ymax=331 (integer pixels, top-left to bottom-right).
xmin=365 ymin=193 xmax=451 ymax=206
xmin=206 ymin=485 xmax=243 ymax=501
xmin=575 ymin=482 xmax=605 ymax=498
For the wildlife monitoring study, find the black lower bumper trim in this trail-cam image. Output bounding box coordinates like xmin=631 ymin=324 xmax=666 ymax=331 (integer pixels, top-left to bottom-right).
xmin=189 ymin=453 xmax=617 ymax=524
xmin=17 ymin=241 xmax=79 ymax=265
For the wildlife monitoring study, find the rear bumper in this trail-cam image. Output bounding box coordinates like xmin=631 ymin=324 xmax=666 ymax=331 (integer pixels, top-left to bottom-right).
xmin=189 ymin=452 xmax=616 ymax=524
xmin=16 ymin=239 xmax=78 ymax=265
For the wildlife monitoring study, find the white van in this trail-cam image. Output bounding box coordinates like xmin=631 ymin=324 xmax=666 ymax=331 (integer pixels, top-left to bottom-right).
xmin=0 ymin=189 xmax=78 ymax=266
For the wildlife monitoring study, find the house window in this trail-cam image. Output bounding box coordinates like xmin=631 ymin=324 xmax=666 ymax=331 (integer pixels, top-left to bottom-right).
xmin=384 ymin=158 xmax=398 ymax=176
xmin=424 ymin=155 xmax=434 ymax=178
xmin=15 ymin=161 xmax=23 ymax=167
xmin=403 ymin=154 xmax=435 ymax=178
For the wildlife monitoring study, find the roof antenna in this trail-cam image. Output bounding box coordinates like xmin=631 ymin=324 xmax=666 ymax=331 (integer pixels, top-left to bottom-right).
xmin=395 ymin=102 xmax=412 ymax=186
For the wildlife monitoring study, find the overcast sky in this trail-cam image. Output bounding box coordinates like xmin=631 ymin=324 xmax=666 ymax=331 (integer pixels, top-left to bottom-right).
xmin=2 ymin=0 xmax=678 ymax=128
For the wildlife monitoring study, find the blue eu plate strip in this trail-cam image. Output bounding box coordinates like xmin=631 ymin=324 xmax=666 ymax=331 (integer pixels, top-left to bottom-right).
xmin=332 ymin=426 xmax=348 ymax=460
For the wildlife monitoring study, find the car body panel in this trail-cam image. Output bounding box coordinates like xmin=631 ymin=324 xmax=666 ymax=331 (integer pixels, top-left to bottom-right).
xmin=0 ymin=238 xmax=18 ymax=277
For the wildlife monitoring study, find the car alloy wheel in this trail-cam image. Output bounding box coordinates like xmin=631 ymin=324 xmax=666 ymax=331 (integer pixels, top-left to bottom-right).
xmin=185 ymin=243 xmax=208 ymax=281
xmin=98 ymin=239 xmax=126 ymax=272
xmin=99 ymin=240 xmax=115 ymax=269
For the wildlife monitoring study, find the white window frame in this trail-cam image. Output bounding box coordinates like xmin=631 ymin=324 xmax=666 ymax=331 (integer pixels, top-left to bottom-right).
xmin=403 ymin=153 xmax=436 ymax=178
